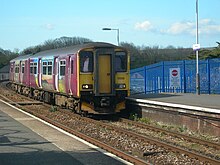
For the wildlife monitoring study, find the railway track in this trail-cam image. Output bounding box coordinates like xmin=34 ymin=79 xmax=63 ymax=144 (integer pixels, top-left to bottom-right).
xmin=0 ymin=81 xmax=220 ymax=164
xmin=0 ymin=82 xmax=147 ymax=165
xmin=107 ymin=118 xmax=220 ymax=162
xmin=118 ymin=118 xmax=220 ymax=151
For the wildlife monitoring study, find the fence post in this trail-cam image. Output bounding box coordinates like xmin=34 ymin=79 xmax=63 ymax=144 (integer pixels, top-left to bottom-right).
xmin=183 ymin=60 xmax=186 ymax=93
xmin=144 ymin=66 xmax=147 ymax=94
xmin=162 ymin=62 xmax=165 ymax=92
xmin=207 ymin=59 xmax=210 ymax=94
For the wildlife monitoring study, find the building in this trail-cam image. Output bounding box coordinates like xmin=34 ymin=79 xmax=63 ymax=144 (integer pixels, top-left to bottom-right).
xmin=0 ymin=65 xmax=9 ymax=81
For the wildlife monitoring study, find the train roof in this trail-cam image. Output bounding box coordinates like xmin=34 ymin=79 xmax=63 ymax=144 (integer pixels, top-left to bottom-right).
xmin=31 ymin=42 xmax=120 ymax=58
xmin=10 ymin=42 xmax=127 ymax=62
xmin=10 ymin=54 xmax=32 ymax=62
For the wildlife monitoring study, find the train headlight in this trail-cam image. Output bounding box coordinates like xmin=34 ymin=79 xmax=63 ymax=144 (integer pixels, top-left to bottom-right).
xmin=82 ymin=84 xmax=93 ymax=89
xmin=116 ymin=84 xmax=126 ymax=89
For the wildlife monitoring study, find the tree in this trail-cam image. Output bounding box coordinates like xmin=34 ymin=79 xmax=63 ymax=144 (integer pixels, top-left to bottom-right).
xmin=0 ymin=48 xmax=18 ymax=69
xmin=120 ymin=42 xmax=141 ymax=69
xmin=188 ymin=42 xmax=220 ymax=60
xmin=21 ymin=36 xmax=93 ymax=55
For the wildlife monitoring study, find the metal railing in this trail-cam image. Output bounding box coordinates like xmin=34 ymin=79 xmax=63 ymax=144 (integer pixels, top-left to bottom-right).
xmin=130 ymin=58 xmax=220 ymax=95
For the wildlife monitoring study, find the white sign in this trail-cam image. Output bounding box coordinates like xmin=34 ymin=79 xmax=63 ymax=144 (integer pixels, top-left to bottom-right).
xmin=169 ymin=68 xmax=181 ymax=88
xmin=193 ymin=44 xmax=200 ymax=51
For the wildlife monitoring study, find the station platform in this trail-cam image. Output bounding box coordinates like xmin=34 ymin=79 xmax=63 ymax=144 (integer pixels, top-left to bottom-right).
xmin=127 ymin=93 xmax=220 ymax=136
xmin=128 ymin=93 xmax=220 ymax=113
xmin=0 ymin=99 xmax=128 ymax=165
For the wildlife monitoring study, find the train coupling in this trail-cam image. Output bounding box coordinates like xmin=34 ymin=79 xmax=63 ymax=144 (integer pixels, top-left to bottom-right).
xmin=100 ymin=97 xmax=110 ymax=107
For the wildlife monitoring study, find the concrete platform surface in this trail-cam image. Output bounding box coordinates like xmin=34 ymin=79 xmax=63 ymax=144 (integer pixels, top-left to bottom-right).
xmin=0 ymin=100 xmax=128 ymax=165
xmin=128 ymin=93 xmax=220 ymax=111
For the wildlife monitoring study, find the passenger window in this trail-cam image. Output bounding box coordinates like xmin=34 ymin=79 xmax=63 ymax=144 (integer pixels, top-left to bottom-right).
xmin=60 ymin=60 xmax=66 ymax=76
xmin=115 ymin=52 xmax=127 ymax=72
xmin=21 ymin=63 xmax=25 ymax=73
xmin=33 ymin=63 xmax=37 ymax=74
xmin=71 ymin=60 xmax=74 ymax=74
xmin=30 ymin=62 xmax=37 ymax=74
xmin=48 ymin=61 xmax=52 ymax=75
xmin=30 ymin=62 xmax=33 ymax=74
xmin=15 ymin=65 xmax=19 ymax=73
xmin=80 ymin=51 xmax=93 ymax=72
xmin=42 ymin=62 xmax=47 ymax=75
xmin=42 ymin=61 xmax=53 ymax=75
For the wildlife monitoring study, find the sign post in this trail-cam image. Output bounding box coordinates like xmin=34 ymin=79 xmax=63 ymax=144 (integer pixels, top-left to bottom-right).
xmin=170 ymin=68 xmax=181 ymax=92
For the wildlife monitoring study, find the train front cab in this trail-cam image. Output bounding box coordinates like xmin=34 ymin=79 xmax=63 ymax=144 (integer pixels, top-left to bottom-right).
xmin=79 ymin=47 xmax=129 ymax=114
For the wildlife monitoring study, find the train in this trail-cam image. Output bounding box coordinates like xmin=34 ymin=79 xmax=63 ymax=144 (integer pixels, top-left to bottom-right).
xmin=9 ymin=42 xmax=130 ymax=115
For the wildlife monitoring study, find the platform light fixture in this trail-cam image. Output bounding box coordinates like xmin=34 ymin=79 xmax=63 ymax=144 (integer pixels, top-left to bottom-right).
xmin=102 ymin=28 xmax=120 ymax=46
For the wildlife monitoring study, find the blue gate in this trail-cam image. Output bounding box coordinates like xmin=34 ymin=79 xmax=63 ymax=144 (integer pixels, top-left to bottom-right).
xmin=130 ymin=58 xmax=220 ymax=94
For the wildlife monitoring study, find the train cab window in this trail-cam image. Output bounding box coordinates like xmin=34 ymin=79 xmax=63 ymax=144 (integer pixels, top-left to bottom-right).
xmin=60 ymin=60 xmax=66 ymax=76
xmin=115 ymin=52 xmax=127 ymax=72
xmin=80 ymin=51 xmax=93 ymax=72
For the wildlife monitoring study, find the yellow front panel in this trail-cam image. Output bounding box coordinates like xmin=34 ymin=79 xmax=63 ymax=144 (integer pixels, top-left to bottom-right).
xmin=115 ymin=72 xmax=129 ymax=90
xmin=79 ymin=74 xmax=93 ymax=90
xmin=99 ymin=55 xmax=111 ymax=93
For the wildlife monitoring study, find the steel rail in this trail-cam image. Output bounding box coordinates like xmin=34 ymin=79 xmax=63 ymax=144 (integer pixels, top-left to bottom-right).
xmin=120 ymin=118 xmax=220 ymax=150
xmin=96 ymin=120 xmax=220 ymax=165
xmin=1 ymin=82 xmax=219 ymax=164
xmin=19 ymin=109 xmax=149 ymax=165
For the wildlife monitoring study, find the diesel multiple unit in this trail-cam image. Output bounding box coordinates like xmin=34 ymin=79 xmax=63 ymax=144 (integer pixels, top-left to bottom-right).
xmin=9 ymin=42 xmax=130 ymax=115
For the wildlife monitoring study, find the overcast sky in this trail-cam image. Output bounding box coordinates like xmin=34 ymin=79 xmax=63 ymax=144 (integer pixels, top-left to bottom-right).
xmin=1 ymin=0 xmax=220 ymax=51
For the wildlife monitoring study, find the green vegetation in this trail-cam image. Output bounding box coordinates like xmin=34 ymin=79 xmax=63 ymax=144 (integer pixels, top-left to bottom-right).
xmin=121 ymin=41 xmax=220 ymax=69
xmin=49 ymin=106 xmax=58 ymax=112
xmin=131 ymin=115 xmax=189 ymax=134
xmin=0 ymin=48 xmax=18 ymax=69
xmin=129 ymin=112 xmax=139 ymax=121
xmin=138 ymin=117 xmax=152 ymax=125
xmin=132 ymin=116 xmax=219 ymax=143
xmin=21 ymin=36 xmax=92 ymax=55
xmin=188 ymin=42 xmax=220 ymax=60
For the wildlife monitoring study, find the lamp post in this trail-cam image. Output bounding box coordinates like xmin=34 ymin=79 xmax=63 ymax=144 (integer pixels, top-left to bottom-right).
xmin=195 ymin=0 xmax=200 ymax=95
xmin=102 ymin=28 xmax=120 ymax=46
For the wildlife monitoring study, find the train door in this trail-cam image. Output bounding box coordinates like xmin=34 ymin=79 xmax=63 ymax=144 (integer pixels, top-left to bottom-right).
xmin=98 ymin=54 xmax=111 ymax=94
xmin=58 ymin=58 xmax=66 ymax=93
xmin=69 ymin=55 xmax=77 ymax=95
xmin=25 ymin=59 xmax=30 ymax=87
xmin=9 ymin=62 xmax=15 ymax=81
xmin=19 ymin=61 xmax=22 ymax=83
xmin=53 ymin=57 xmax=58 ymax=91
xmin=38 ymin=58 xmax=42 ymax=88
xmin=20 ymin=61 xmax=25 ymax=84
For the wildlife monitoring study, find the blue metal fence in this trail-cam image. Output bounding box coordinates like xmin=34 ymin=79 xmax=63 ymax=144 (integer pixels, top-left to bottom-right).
xmin=130 ymin=58 xmax=220 ymax=94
